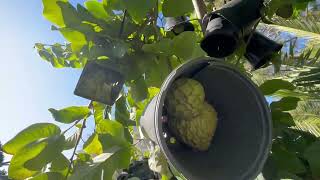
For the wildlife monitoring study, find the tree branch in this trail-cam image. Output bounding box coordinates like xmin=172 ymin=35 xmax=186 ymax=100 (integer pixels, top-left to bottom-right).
xmin=119 ymin=10 xmax=127 ymax=38
xmin=192 ymin=0 xmax=207 ymax=33
xmin=65 ymin=101 xmax=92 ymax=179
xmin=65 ymin=118 xmax=87 ymax=179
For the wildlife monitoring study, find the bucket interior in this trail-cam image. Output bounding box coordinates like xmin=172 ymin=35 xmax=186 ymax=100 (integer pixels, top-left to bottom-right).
xmin=157 ymin=61 xmax=271 ymax=180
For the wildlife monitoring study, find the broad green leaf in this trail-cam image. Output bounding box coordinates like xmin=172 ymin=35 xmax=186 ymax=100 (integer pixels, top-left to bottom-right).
xmin=64 ymin=131 xmax=80 ymax=150
xmin=24 ymin=135 xmax=65 ymax=171
xmin=142 ymin=39 xmax=173 ymax=56
xmin=115 ymin=97 xmax=135 ymax=127
xmin=271 ymin=97 xmax=300 ymax=111
xmin=101 ymin=147 xmax=131 ymax=180
xmin=93 ymin=102 xmax=106 ymax=125
xmin=8 ymin=140 xmax=47 ymax=179
xmin=172 ymin=31 xmax=201 ymax=60
xmin=162 ymin=0 xmax=194 ymax=17
xmin=272 ymin=144 xmax=306 ymax=174
xmin=70 ymin=147 xmax=131 ymax=180
xmin=145 ymin=56 xmax=171 ymax=87
xmin=42 ymin=0 xmax=68 ymax=27
xmin=59 ymin=28 xmax=87 ymax=52
xmin=272 ymin=110 xmax=295 ymax=127
xmin=96 ymin=120 xmax=130 ymax=150
xmin=259 ymin=79 xmax=295 ymax=95
xmin=304 ymin=141 xmax=320 ymax=178
xmin=85 ymin=0 xmax=109 ymax=20
xmin=83 ymin=133 xmax=103 ymax=155
xmin=49 ymin=106 xmax=90 ymax=124
xmin=123 ymin=0 xmax=157 ymax=23
xmin=131 ymin=77 xmax=149 ymax=102
xmin=50 ymin=153 xmax=69 ymax=171
xmin=57 ymin=1 xmax=82 ymax=27
xmin=29 ymin=172 xmax=64 ymax=180
xmin=96 ymin=120 xmax=124 ymax=137
xmin=3 ymin=123 xmax=60 ymax=155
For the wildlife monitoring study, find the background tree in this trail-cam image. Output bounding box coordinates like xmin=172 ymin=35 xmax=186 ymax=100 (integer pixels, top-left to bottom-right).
xmin=1 ymin=0 xmax=320 ymax=179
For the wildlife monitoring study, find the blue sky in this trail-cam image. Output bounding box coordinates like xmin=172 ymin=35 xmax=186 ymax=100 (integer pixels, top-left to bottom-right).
xmin=0 ymin=0 xmax=90 ymax=144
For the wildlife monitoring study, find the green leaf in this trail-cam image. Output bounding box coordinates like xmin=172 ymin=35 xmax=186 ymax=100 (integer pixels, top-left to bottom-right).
xmin=57 ymin=1 xmax=82 ymax=27
xmin=172 ymin=31 xmax=205 ymax=60
xmin=50 ymin=153 xmax=69 ymax=171
xmin=8 ymin=140 xmax=47 ymax=179
xmin=85 ymin=0 xmax=109 ymax=20
xmin=259 ymin=79 xmax=295 ymax=95
xmin=162 ymin=0 xmax=194 ymax=17
xmin=123 ymin=0 xmax=157 ymax=23
xmin=3 ymin=123 xmax=61 ymax=155
xmin=115 ymin=97 xmax=135 ymax=127
xmin=93 ymin=102 xmax=106 ymax=125
xmin=131 ymin=77 xmax=149 ymax=102
xmin=59 ymin=28 xmax=87 ymax=52
xmin=49 ymin=106 xmax=90 ymax=124
xmin=70 ymin=147 xmax=131 ymax=180
xmin=64 ymin=131 xmax=80 ymax=150
xmin=83 ymin=133 xmax=103 ymax=155
xmin=271 ymin=97 xmax=300 ymax=111
xmin=142 ymin=39 xmax=173 ymax=56
xmin=96 ymin=120 xmax=129 ymax=150
xmin=272 ymin=144 xmax=306 ymax=174
xmin=42 ymin=0 xmax=68 ymax=27
xmin=145 ymin=56 xmax=171 ymax=87
xmin=29 ymin=172 xmax=64 ymax=180
xmin=304 ymin=141 xmax=320 ymax=178
xmin=96 ymin=120 xmax=124 ymax=136
xmin=272 ymin=110 xmax=295 ymax=127
xmin=24 ymin=135 xmax=65 ymax=171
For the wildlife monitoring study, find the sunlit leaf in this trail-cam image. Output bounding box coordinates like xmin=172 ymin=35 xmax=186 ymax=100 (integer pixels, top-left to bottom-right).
xmin=50 ymin=153 xmax=69 ymax=171
xmin=8 ymin=140 xmax=47 ymax=179
xmin=162 ymin=0 xmax=194 ymax=17
xmin=85 ymin=0 xmax=109 ymax=20
xmin=29 ymin=172 xmax=64 ymax=180
xmin=59 ymin=28 xmax=87 ymax=52
xmin=3 ymin=123 xmax=61 ymax=155
xmin=83 ymin=133 xmax=103 ymax=156
xmin=49 ymin=106 xmax=90 ymax=124
xmin=24 ymin=135 xmax=65 ymax=171
xmin=42 ymin=0 xmax=68 ymax=27
xmin=123 ymin=0 xmax=157 ymax=23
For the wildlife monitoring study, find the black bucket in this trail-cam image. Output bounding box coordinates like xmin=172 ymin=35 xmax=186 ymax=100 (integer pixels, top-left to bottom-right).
xmin=140 ymin=57 xmax=272 ymax=180
xmin=245 ymin=31 xmax=283 ymax=70
xmin=201 ymin=0 xmax=264 ymax=58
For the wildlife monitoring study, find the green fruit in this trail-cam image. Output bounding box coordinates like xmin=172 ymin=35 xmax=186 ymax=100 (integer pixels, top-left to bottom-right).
xmin=166 ymin=78 xmax=218 ymax=151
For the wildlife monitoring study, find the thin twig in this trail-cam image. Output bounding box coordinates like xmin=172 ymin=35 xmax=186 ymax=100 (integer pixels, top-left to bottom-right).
xmin=65 ymin=119 xmax=87 ymax=179
xmin=65 ymin=101 xmax=92 ymax=179
xmin=62 ymin=119 xmax=82 ymax=134
xmin=0 ymin=161 xmax=10 ymax=166
xmin=119 ymin=10 xmax=127 ymax=38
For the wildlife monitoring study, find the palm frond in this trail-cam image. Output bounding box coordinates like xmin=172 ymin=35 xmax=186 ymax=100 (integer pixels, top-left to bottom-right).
xmin=290 ymin=100 xmax=320 ymax=137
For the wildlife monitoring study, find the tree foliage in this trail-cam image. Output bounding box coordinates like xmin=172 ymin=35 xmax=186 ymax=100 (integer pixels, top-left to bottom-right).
xmin=2 ymin=0 xmax=320 ymax=179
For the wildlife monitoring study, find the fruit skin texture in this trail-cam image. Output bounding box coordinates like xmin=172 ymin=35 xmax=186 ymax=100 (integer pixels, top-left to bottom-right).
xmin=166 ymin=78 xmax=218 ymax=151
